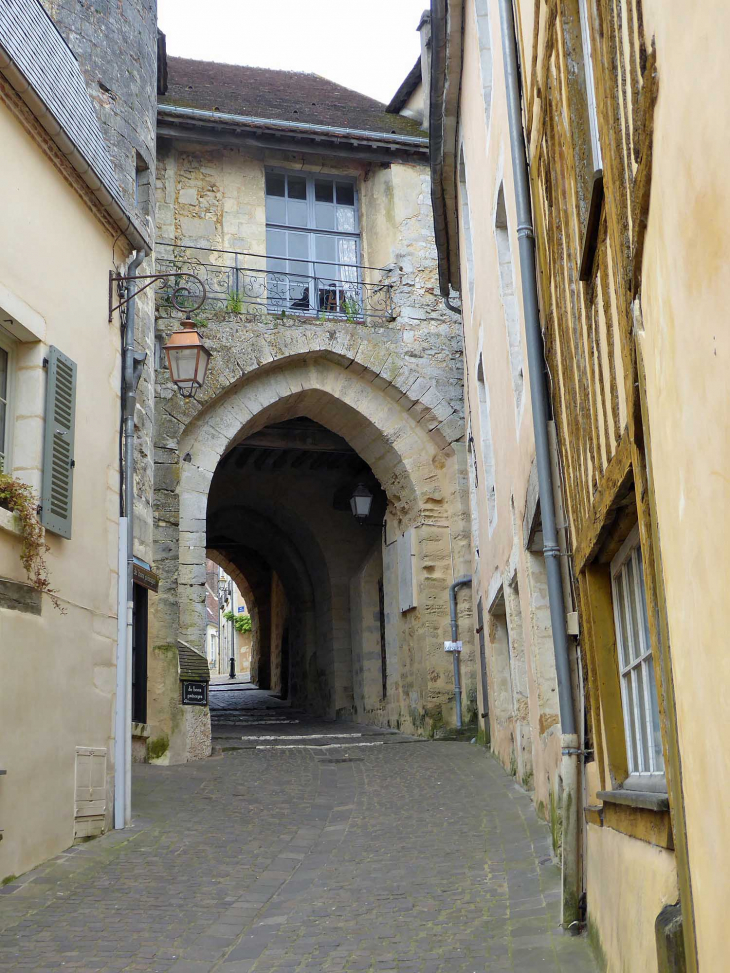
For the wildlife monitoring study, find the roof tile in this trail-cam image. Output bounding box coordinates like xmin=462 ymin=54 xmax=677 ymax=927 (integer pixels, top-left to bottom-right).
xmin=161 ymin=57 xmax=424 ymax=138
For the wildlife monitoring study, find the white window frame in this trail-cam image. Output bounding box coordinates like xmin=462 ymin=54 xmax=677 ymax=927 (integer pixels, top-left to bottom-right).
xmin=0 ymin=331 xmax=15 ymax=474
xmin=610 ymin=525 xmax=665 ymax=790
xmin=577 ymin=0 xmax=603 ymax=172
xmin=264 ymin=168 xmax=362 ymax=317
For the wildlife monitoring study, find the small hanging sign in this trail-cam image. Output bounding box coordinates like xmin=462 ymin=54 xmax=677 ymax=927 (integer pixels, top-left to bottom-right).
xmin=444 ymin=640 xmax=463 ymax=653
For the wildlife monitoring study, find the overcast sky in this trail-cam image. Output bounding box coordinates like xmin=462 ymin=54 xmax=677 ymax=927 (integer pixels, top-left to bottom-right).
xmin=157 ymin=0 xmax=427 ymax=104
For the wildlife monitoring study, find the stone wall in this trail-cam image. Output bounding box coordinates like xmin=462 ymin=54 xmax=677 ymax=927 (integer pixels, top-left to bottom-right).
xmin=155 ymin=142 xmax=463 ymax=415
xmin=41 ymin=0 xmax=158 ymax=561
xmin=149 ymin=136 xmax=472 ymax=743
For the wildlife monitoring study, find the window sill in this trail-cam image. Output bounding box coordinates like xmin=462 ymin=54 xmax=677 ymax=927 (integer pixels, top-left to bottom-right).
xmin=596 ymin=789 xmax=673 ymax=849
xmin=597 ymin=788 xmax=669 ymax=812
xmin=0 ymin=507 xmax=22 ymax=537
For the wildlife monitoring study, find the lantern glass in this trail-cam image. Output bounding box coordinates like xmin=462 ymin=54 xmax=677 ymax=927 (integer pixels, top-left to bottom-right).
xmin=350 ymin=484 xmax=373 ymax=521
xmin=163 ymin=320 xmax=212 ymax=397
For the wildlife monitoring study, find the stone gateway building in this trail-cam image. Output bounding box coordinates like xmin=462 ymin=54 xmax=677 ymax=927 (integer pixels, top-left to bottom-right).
xmin=146 ymin=55 xmax=475 ymax=757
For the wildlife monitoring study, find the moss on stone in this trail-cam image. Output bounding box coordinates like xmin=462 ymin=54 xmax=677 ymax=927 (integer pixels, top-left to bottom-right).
xmin=476 ymin=726 xmax=490 ymax=747
xmin=147 ymin=733 xmax=170 ymax=761
xmin=1 ymin=874 xmax=17 ymax=886
xmin=587 ymin=918 xmax=609 ymax=971
xmin=549 ymin=788 xmax=563 ymax=858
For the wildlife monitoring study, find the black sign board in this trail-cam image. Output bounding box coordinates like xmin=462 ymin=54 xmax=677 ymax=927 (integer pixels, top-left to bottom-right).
xmin=181 ymin=680 xmax=208 ymax=706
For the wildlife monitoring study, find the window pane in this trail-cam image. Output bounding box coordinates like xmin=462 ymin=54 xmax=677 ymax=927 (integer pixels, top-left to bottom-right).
xmin=338 ymin=238 xmax=357 ymax=266
xmin=636 ymin=548 xmax=652 ymax=654
xmin=337 ymin=206 xmax=356 ymax=233
xmin=314 ymin=234 xmax=336 ymax=281
xmin=266 ymin=195 xmax=286 ymax=224
xmin=315 ymin=179 xmax=334 ymax=202
xmin=287 ymin=175 xmax=307 ymax=200
xmin=266 ymin=228 xmax=287 ymax=259
xmin=315 ymin=203 xmax=335 ymax=231
xmin=336 ymin=182 xmax=354 ymax=205
xmin=265 ymin=172 xmax=285 ymax=197
xmin=615 ymin=573 xmax=632 ymax=670
xmin=646 ymin=656 xmax=665 ymax=772
xmin=0 ymin=399 xmax=6 ymax=459
xmin=622 ymin=670 xmax=639 ymax=773
xmin=287 ymin=198 xmax=308 ymax=227
xmin=633 ymin=665 xmax=650 ymax=772
xmin=288 ymin=231 xmax=309 ymax=267
xmin=626 ymin=556 xmax=644 ymax=661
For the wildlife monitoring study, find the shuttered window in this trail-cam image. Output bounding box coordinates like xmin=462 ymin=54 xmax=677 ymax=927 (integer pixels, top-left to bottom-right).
xmin=41 ymin=346 xmax=77 ymax=538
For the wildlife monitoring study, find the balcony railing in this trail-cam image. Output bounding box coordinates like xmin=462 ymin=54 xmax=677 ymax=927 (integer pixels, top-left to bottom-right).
xmin=155 ymin=243 xmax=395 ymax=321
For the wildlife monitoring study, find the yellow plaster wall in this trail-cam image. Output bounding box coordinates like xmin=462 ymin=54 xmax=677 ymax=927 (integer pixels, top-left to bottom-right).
xmin=638 ymin=2 xmax=730 ymax=967
xmin=0 ymin=99 xmax=124 ymax=877
xmin=587 ymin=825 xmax=678 ymax=973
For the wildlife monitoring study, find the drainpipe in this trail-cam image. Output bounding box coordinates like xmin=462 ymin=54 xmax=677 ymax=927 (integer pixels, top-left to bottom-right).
xmin=115 ymin=248 xmax=147 ymax=829
xmin=449 ymin=576 xmax=472 ymax=728
xmin=496 ymin=0 xmax=580 ymax=926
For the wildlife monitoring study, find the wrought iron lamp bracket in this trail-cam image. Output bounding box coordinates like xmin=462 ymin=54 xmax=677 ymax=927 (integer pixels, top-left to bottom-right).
xmin=108 ymin=270 xmax=206 ymax=323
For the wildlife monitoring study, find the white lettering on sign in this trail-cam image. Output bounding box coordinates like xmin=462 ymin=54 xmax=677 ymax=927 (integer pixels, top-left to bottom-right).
xmin=444 ymin=640 xmax=463 ymax=652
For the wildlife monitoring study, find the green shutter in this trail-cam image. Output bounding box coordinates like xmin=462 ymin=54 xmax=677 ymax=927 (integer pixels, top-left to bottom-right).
xmin=40 ymin=346 xmax=77 ymax=539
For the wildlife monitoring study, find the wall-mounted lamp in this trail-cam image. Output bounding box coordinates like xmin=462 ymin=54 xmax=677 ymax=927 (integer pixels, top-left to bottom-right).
xmin=163 ymin=319 xmax=212 ymax=399
xmin=350 ymin=483 xmax=373 ymax=523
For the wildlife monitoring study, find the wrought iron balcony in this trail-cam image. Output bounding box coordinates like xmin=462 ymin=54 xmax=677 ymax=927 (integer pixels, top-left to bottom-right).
xmin=155 ymin=243 xmax=394 ymax=321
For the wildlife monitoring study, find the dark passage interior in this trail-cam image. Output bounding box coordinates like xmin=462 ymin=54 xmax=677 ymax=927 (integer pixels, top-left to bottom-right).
xmin=206 ymin=417 xmax=394 ymax=720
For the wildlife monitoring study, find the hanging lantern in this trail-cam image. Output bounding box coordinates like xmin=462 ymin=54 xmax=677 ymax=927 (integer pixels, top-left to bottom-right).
xmin=162 ymin=318 xmax=212 ymax=398
xmin=350 ymin=483 xmax=373 ymax=523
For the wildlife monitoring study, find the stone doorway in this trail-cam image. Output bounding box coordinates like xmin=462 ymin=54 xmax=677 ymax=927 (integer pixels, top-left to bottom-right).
xmin=206 ymin=417 xmax=388 ymax=718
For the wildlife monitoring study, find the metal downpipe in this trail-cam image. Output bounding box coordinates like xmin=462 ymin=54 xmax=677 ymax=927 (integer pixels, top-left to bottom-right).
xmin=449 ymin=576 xmax=472 ymax=728
xmin=496 ymin=0 xmax=580 ymax=924
xmin=116 ymin=248 xmax=146 ymax=829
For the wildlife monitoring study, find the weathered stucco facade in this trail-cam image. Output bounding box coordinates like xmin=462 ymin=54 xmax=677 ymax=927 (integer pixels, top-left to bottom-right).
xmin=0 ymin=2 xmax=148 ymax=878
xmin=146 ymin=62 xmax=474 ymax=758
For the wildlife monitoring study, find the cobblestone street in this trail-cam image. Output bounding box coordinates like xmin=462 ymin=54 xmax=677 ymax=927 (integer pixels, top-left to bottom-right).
xmin=0 ymin=687 xmax=597 ymax=973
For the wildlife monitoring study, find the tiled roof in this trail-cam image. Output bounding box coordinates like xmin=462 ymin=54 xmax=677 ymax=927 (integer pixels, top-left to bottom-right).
xmin=0 ymin=0 xmax=124 ymax=212
xmin=161 ymin=57 xmax=424 ymax=139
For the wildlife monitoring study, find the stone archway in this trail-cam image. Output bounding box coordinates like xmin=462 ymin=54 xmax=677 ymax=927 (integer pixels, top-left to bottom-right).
xmin=151 ymin=337 xmax=474 ymax=754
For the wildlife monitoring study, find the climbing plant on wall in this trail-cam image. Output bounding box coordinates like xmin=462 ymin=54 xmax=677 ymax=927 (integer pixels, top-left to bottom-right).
xmin=223 ymin=610 xmax=252 ymax=634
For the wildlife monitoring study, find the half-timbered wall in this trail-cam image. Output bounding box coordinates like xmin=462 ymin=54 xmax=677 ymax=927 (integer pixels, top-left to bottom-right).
xmin=518 ymin=0 xmax=696 ymax=969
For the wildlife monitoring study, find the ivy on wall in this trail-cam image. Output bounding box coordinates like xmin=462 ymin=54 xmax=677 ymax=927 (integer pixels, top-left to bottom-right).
xmin=223 ymin=610 xmax=252 ymax=634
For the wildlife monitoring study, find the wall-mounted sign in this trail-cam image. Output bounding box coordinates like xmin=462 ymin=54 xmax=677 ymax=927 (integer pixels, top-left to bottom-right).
xmin=237 ymin=605 xmax=245 ymax=613
xmin=444 ymin=640 xmax=463 ymax=653
xmin=181 ymin=680 xmax=208 ymax=706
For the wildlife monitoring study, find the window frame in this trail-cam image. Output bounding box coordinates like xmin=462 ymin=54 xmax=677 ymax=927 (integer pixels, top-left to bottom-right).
xmin=577 ymin=0 xmax=602 ymax=173
xmin=610 ymin=524 xmax=666 ymax=791
xmin=264 ymin=167 xmax=362 ymax=317
xmin=0 ymin=330 xmax=15 ymax=474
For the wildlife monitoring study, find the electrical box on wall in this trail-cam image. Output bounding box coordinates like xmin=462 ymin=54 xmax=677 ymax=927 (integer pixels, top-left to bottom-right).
xmin=397 ymin=529 xmax=417 ymax=613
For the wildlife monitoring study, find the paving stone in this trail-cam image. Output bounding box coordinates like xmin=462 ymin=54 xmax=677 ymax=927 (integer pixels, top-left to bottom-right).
xmin=0 ymin=703 xmax=597 ymax=973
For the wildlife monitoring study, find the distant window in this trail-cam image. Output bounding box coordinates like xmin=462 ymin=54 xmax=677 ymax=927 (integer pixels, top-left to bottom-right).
xmin=494 ymin=185 xmax=524 ymax=416
xmin=611 ymin=525 xmax=664 ymax=784
xmin=578 ymin=0 xmax=602 ymax=171
xmin=459 ymin=150 xmax=475 ymax=308
xmin=474 ymin=0 xmax=493 ymax=125
xmin=476 ymin=354 xmax=497 ymax=531
xmin=265 ymin=170 xmax=361 ymax=316
xmin=0 ymin=335 xmax=13 ymax=473
xmin=135 ymin=151 xmax=151 ymax=214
